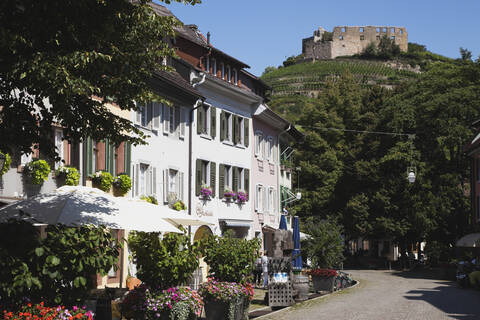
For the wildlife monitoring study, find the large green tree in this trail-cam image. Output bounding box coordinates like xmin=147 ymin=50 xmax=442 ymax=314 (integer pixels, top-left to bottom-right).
xmin=0 ymin=0 xmax=199 ymax=158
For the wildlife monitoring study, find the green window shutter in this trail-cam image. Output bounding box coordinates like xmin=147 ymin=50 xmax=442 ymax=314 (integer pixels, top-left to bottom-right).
xmin=233 ymin=166 xmax=239 ymax=192
xmin=196 ymin=159 xmax=202 ymax=196
xmin=105 ymin=139 xmax=110 ymax=174
xmin=210 ymin=107 xmax=216 ymax=138
xmin=220 ymin=111 xmax=226 ymax=142
xmin=210 ymin=161 xmax=216 ymax=197
xmin=197 ymin=107 xmax=204 ymax=135
xmin=85 ymin=137 xmax=93 ymax=176
xmin=125 ymin=142 xmax=131 ymax=176
xmin=219 ymin=164 xmax=225 ymax=199
xmin=233 ymin=115 xmax=238 ymax=144
xmin=244 ymin=118 xmax=250 ymax=147
xmin=244 ymin=168 xmax=250 ymax=196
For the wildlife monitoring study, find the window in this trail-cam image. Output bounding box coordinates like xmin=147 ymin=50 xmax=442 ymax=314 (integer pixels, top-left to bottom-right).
xmin=391 ymin=36 xmax=395 ymax=41
xmin=224 ymin=165 xmax=232 ymax=190
xmin=197 ymin=105 xmax=216 ymax=138
xmin=205 ymin=56 xmax=210 ymax=73
xmin=220 ymin=63 xmax=225 ymax=79
xmin=267 ymin=137 xmax=273 ymax=162
xmin=360 ymin=35 xmax=365 ymax=41
xmin=195 ymin=159 xmax=216 ymax=197
xmin=133 ymin=163 xmax=157 ymax=198
xmin=54 ymin=129 xmax=64 ymax=169
xmin=221 ymin=111 xmax=233 ymax=143
xmin=136 ymin=102 xmax=161 ymax=131
xmin=391 ymin=28 xmax=395 ymax=33
xmin=359 ymin=27 xmax=364 ymax=33
xmin=399 ymin=29 xmax=403 ymax=35
xmin=268 ymin=187 xmax=275 ymax=214
xmin=382 ymin=27 xmax=387 ymax=33
xmin=163 ymin=168 xmax=184 ymax=203
xmin=255 ymin=131 xmax=264 ymax=159
xmin=255 ymin=184 xmax=264 ymax=212
xmin=376 ymin=35 xmax=380 ymax=41
xmin=339 ymin=35 xmax=343 ymax=40
xmin=341 ymin=27 xmax=346 ymax=32
xmin=236 ymin=167 xmax=245 ymax=192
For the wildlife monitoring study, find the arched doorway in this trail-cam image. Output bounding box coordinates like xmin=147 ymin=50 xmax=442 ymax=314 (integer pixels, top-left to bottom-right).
xmin=193 ymin=225 xmax=213 ymax=285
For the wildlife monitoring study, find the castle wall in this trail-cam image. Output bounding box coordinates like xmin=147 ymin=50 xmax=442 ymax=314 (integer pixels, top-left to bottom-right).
xmin=302 ymin=26 xmax=408 ymax=60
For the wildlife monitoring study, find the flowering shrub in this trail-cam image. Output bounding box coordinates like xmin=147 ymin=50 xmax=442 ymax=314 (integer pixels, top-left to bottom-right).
xmin=200 ymin=185 xmax=213 ymax=199
xmin=113 ymin=173 xmax=132 ymax=195
xmin=24 ymin=159 xmax=51 ymax=185
xmin=120 ymin=285 xmax=148 ymax=319
xmin=55 ymin=166 xmax=80 ymax=186
xmin=91 ymin=170 xmax=113 ymax=192
xmin=198 ymin=279 xmax=254 ymax=303
xmin=223 ymin=189 xmax=235 ymax=200
xmin=141 ymin=195 xmax=158 ymax=205
xmin=235 ymin=191 xmax=248 ymax=203
xmin=2 ymin=302 xmax=93 ymax=320
xmin=306 ymin=268 xmax=338 ymax=278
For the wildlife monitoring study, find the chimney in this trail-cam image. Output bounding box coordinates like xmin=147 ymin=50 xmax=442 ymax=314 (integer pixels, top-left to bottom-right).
xmin=207 ymin=32 xmax=211 ymax=45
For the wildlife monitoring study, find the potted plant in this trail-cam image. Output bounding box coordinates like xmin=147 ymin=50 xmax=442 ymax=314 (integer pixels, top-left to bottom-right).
xmin=223 ymin=189 xmax=235 ymax=201
xmin=200 ymin=185 xmax=213 ymax=200
xmin=235 ymin=191 xmax=248 ymax=204
xmin=172 ymin=200 xmax=187 ymax=211
xmin=23 ymin=159 xmax=51 ymax=185
xmin=146 ymin=286 xmax=203 ymax=320
xmin=91 ymin=170 xmax=114 ymax=192
xmin=201 ymin=233 xmax=260 ymax=320
xmin=113 ymin=173 xmax=132 ymax=196
xmin=0 ymin=150 xmax=12 ymax=176
xmin=2 ymin=302 xmax=94 ymax=320
xmin=55 ymin=166 xmax=80 ymax=186
xmin=307 ymin=268 xmax=337 ymax=293
xmin=198 ymin=279 xmax=253 ymax=320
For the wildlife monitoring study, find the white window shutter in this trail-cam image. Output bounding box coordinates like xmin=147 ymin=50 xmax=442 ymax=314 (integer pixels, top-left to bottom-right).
xmin=163 ymin=169 xmax=169 ymax=203
xmin=180 ymin=172 xmax=184 ymax=201
xmin=146 ymin=166 xmax=152 ymax=196
xmin=262 ymin=187 xmax=267 ymax=214
xmin=180 ymin=107 xmax=186 ymax=139
xmin=273 ymin=189 xmax=278 ymax=213
xmin=163 ymin=104 xmax=170 ymax=134
xmin=152 ymin=167 xmax=157 ymax=196
xmin=147 ymin=102 xmax=153 ymax=129
xmin=255 ymin=185 xmax=259 ymax=212
xmin=135 ymin=164 xmax=140 ymax=197
xmin=152 ymin=103 xmax=161 ymax=130
xmin=135 ymin=106 xmax=141 ymax=124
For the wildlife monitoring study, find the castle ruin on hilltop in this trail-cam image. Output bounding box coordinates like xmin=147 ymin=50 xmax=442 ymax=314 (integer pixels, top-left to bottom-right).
xmin=302 ymin=26 xmax=408 ymax=60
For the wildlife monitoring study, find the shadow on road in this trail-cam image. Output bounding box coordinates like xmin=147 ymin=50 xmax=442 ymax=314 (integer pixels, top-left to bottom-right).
xmin=404 ymin=283 xmax=480 ymax=319
xmin=390 ymin=268 xmax=451 ymax=280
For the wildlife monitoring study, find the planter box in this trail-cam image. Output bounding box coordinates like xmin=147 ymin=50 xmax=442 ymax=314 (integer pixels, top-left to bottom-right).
xmin=204 ymin=297 xmax=248 ymax=320
xmin=312 ymin=275 xmax=335 ymax=293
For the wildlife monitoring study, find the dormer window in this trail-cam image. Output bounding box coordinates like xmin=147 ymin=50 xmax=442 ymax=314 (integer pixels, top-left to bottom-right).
xmin=206 ymin=57 xmax=210 ymax=73
xmin=220 ymin=63 xmax=225 ymax=79
xmin=233 ymin=69 xmax=238 ymax=85
xmin=212 ymin=58 xmax=217 ymax=75
xmin=226 ymin=65 xmax=231 ymax=83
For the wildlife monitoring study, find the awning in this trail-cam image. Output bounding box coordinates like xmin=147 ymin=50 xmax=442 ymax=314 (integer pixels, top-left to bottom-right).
xmin=220 ymin=219 xmax=252 ymax=228
xmin=262 ymin=224 xmax=277 ymax=233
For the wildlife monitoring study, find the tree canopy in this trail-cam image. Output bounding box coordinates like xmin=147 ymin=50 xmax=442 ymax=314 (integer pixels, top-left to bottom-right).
xmin=0 ymin=0 xmax=199 ymax=158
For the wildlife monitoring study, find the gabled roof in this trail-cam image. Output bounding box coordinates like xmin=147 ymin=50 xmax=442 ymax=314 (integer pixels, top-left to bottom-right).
xmin=149 ymin=3 xmax=249 ymax=68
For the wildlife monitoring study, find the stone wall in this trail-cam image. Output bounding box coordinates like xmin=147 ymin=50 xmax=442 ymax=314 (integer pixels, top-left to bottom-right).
xmin=303 ymin=26 xmax=408 ymax=60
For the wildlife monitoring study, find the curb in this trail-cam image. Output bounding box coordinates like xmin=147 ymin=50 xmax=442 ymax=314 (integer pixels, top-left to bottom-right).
xmin=250 ymin=279 xmax=360 ymax=319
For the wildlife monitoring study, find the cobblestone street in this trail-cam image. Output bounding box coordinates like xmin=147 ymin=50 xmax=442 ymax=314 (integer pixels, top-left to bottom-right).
xmin=260 ymin=270 xmax=480 ymax=320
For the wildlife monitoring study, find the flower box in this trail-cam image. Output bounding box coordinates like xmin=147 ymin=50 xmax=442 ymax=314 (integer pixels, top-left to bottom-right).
xmin=312 ymin=275 xmax=335 ymax=292
xmin=200 ymin=186 xmax=213 ymax=200
xmin=235 ymin=191 xmax=248 ymax=204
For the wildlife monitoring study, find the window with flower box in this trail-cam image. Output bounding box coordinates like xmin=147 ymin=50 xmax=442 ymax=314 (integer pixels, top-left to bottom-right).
xmin=196 ymin=159 xmax=216 ymax=197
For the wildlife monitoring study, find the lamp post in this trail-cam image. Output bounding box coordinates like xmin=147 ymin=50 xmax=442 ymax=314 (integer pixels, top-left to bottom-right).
xmin=407 ymin=168 xmax=416 ymax=184
xmin=0 ymin=152 xmax=6 ymax=174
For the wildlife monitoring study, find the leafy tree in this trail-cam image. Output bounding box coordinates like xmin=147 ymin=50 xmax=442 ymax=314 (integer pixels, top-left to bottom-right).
xmin=128 ymin=231 xmax=201 ymax=289
xmin=302 ymin=217 xmax=344 ymax=268
xmin=0 ymin=0 xmax=199 ymax=159
xmin=460 ymin=47 xmax=473 ymax=61
xmin=262 ymin=66 xmax=277 ymax=76
xmin=377 ymin=35 xmax=400 ymax=59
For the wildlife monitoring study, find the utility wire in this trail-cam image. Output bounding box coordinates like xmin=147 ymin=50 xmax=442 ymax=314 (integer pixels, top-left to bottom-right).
xmin=296 ymin=125 xmax=415 ymax=139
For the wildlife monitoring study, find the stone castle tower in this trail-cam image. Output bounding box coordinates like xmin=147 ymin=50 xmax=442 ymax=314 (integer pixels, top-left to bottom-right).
xmin=302 ymin=26 xmax=408 ymax=60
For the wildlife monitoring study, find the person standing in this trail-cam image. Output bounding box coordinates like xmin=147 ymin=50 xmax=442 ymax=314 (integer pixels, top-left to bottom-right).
xmin=261 ymin=251 xmax=269 ymax=289
xmin=254 ymin=253 xmax=263 ymax=287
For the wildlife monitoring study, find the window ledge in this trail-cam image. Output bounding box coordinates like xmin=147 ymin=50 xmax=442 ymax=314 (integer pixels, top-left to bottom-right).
xmin=222 ymin=140 xmax=234 ymax=146
xmin=200 ymin=134 xmax=212 ymax=141
xmin=235 ymin=144 xmax=246 ymax=150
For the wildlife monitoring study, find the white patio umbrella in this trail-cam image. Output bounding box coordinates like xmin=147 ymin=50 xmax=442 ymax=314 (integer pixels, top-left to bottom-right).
xmin=456 ymin=233 xmax=480 ymax=247
xmin=0 ymin=186 xmax=182 ymax=233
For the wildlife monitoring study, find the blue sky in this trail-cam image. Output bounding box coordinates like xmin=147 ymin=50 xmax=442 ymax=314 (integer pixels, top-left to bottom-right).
xmin=163 ymin=0 xmax=480 ymax=76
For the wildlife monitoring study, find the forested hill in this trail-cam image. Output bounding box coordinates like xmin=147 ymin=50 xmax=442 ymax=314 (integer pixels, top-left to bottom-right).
xmin=262 ymin=42 xmax=480 ymax=260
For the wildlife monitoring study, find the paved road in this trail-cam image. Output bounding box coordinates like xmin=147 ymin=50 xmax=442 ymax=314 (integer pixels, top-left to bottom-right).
xmin=261 ymin=270 xmax=480 ymax=320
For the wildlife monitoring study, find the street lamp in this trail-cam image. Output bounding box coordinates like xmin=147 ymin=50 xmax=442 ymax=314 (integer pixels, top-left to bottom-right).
xmin=0 ymin=152 xmax=6 ymax=174
xmin=407 ymin=166 xmax=416 ymax=184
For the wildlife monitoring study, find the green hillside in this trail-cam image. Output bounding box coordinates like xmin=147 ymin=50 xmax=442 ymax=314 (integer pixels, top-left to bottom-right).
xmin=261 ymin=58 xmax=420 ymax=97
